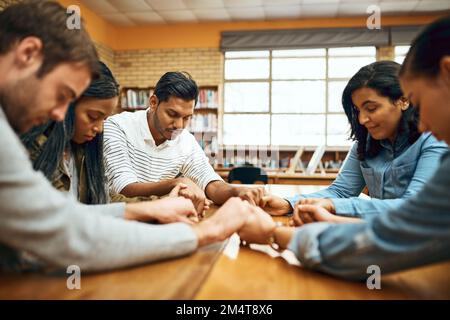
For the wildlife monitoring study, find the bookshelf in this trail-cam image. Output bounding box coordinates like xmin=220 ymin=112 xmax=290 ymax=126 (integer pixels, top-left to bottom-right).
xmin=119 ymin=87 xmax=154 ymax=112
xmin=212 ymin=145 xmax=349 ymax=174
xmin=119 ymin=85 xmax=220 ymax=161
xmin=187 ymin=86 xmax=220 ymax=162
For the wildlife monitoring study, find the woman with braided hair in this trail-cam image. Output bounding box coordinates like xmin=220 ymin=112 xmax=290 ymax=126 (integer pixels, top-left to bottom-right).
xmin=20 ymin=61 xmax=119 ymax=204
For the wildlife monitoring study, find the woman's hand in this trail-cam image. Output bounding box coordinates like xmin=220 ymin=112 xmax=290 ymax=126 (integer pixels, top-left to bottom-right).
xmin=297 ymin=198 xmax=336 ymax=213
xmin=292 ymin=204 xmax=337 ymax=226
xmin=291 ymin=204 xmax=361 ymax=226
xmin=260 ymin=194 xmax=293 ymax=216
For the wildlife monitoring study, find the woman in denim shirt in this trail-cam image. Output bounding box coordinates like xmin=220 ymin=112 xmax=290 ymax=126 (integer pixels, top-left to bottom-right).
xmin=264 ymin=61 xmax=447 ymax=221
xmin=239 ymin=15 xmax=450 ymax=280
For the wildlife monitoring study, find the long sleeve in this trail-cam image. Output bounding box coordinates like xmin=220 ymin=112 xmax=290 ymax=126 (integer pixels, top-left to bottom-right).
xmin=330 ymin=138 xmax=448 ymax=217
xmin=286 ymin=143 xmax=366 ymax=208
xmin=103 ymin=118 xmax=139 ymax=194
xmin=287 ymin=137 xmax=447 ymax=218
xmin=288 ymin=152 xmax=450 ymax=281
xmin=0 ymin=109 xmax=198 ymax=273
xmin=85 ymin=203 xmax=126 ymax=218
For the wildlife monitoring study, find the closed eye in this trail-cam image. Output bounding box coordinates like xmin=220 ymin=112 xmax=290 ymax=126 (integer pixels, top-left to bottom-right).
xmin=57 ymin=94 xmax=70 ymax=104
xmin=88 ymin=111 xmax=102 ymax=121
xmin=168 ymin=111 xmax=179 ymax=117
xmin=365 ymin=104 xmax=378 ymax=112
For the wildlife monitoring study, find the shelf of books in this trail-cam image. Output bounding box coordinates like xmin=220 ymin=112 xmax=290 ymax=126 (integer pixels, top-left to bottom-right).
xmin=120 ymin=85 xmax=220 ymax=162
xmin=120 ymin=87 xmax=154 ymax=112
xmin=187 ymin=86 xmax=220 ymax=164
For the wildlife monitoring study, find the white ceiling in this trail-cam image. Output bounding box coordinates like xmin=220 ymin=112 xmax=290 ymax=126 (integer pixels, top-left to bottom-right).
xmin=79 ymin=0 xmax=450 ymax=26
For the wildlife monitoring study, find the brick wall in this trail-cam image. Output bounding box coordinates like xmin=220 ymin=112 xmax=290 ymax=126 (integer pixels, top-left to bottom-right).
xmin=114 ymin=48 xmax=223 ymax=88
xmin=95 ymin=42 xmax=116 ymax=74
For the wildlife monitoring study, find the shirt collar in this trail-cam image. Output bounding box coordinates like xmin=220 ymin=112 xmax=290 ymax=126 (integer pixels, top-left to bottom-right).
xmin=378 ymin=129 xmax=410 ymax=153
xmin=137 ymin=108 xmax=151 ymax=140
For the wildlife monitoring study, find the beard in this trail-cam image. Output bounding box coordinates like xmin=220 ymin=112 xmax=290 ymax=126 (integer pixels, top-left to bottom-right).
xmin=153 ymin=109 xmax=181 ymax=141
xmin=0 ymin=75 xmax=41 ymax=133
xmin=153 ymin=111 xmax=166 ymax=138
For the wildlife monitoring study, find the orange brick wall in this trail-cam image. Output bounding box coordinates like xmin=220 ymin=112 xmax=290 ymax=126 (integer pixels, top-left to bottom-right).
xmin=95 ymin=42 xmax=116 ymax=74
xmin=114 ymin=47 xmax=223 ymax=88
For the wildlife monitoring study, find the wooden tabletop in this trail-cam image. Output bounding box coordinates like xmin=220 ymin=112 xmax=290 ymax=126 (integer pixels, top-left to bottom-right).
xmin=1 ymin=184 xmax=449 ymax=300
xmin=216 ymin=169 xmax=338 ymax=185
xmin=196 ymin=228 xmax=450 ymax=300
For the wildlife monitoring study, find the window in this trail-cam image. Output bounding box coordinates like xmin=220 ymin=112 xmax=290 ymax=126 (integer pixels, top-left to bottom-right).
xmin=395 ymin=45 xmax=410 ymax=64
xmin=223 ymin=47 xmax=376 ymax=147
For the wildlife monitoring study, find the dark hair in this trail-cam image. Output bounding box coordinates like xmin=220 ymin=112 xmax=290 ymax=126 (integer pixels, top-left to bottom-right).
xmin=342 ymin=61 xmax=420 ymax=160
xmin=0 ymin=0 xmax=98 ymax=78
xmin=21 ymin=61 xmax=119 ymax=204
xmin=154 ymin=71 xmax=199 ymax=106
xmin=400 ymin=15 xmax=450 ymax=79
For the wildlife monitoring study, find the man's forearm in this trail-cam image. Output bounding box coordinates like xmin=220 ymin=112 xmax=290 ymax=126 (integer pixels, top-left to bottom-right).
xmin=121 ymin=179 xmax=179 ymax=197
xmin=205 ymin=181 xmax=240 ymax=205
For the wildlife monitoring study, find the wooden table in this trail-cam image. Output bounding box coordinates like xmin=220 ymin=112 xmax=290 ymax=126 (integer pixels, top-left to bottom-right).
xmin=1 ymin=185 xmax=449 ymax=300
xmin=216 ymin=169 xmax=337 ymax=185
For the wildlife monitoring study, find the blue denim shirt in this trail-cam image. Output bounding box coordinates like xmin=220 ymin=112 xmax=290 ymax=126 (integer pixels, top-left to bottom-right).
xmin=287 ymin=132 xmax=448 ymax=218
xmin=288 ymin=151 xmax=450 ymax=280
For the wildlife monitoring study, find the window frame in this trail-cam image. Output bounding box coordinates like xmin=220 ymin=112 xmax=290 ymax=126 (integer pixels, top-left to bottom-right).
xmin=222 ymin=47 xmax=376 ymax=148
xmin=394 ymin=45 xmax=411 ymax=64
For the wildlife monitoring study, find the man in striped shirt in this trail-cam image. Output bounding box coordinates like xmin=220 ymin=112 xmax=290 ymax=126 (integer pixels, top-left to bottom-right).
xmin=104 ymin=72 xmax=264 ymax=214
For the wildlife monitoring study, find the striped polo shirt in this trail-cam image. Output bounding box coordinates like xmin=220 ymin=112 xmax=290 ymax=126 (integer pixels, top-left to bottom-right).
xmin=103 ymin=109 xmax=222 ymax=195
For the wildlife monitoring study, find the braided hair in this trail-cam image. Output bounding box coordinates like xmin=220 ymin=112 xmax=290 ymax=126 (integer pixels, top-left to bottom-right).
xmin=21 ymin=61 xmax=119 ymax=204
